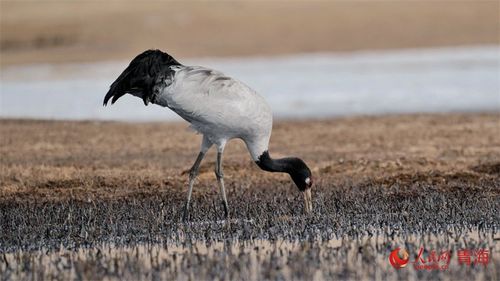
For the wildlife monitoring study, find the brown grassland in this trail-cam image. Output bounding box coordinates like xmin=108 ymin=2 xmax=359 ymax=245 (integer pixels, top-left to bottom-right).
xmin=1 ymin=1 xmax=499 ymax=66
xmin=1 ymin=114 xmax=499 ymax=202
xmin=1 ymin=114 xmax=499 ymax=280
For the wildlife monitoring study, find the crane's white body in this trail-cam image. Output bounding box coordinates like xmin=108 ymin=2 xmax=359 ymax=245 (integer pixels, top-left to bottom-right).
xmin=154 ymin=66 xmax=273 ymax=160
xmin=103 ymin=50 xmax=313 ymax=219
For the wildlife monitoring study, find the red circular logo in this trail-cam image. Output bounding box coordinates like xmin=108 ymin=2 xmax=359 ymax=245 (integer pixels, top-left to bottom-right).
xmin=389 ymin=248 xmax=410 ymax=269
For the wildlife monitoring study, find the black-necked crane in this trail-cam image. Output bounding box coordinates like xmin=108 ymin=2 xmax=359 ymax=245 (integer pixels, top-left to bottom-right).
xmin=103 ymin=50 xmax=313 ymax=221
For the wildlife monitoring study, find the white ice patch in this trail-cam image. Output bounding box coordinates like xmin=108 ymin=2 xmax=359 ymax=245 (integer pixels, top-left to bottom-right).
xmin=1 ymin=46 xmax=499 ymax=121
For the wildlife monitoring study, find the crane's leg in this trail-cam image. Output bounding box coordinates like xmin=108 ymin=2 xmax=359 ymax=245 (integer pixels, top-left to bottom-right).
xmin=183 ymin=136 xmax=212 ymax=222
xmin=215 ymin=143 xmax=229 ymax=219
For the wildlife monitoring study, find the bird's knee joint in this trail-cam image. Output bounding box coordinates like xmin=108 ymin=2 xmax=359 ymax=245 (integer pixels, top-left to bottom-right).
xmin=215 ymin=169 xmax=224 ymax=180
xmin=189 ymin=169 xmax=198 ymax=180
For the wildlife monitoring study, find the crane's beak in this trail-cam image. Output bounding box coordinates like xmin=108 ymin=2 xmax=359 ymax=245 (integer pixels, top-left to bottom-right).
xmin=303 ymin=189 xmax=312 ymax=214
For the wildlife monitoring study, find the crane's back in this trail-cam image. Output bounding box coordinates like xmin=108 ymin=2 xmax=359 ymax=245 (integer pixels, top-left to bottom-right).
xmin=157 ymin=66 xmax=273 ymax=149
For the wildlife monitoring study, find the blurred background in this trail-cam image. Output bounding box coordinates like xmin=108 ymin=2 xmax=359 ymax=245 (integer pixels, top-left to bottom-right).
xmin=1 ymin=1 xmax=499 ymax=121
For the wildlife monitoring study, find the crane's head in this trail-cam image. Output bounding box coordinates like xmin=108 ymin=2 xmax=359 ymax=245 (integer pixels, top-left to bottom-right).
xmin=288 ymin=159 xmax=313 ymax=214
xmin=256 ymin=151 xmax=314 ymax=214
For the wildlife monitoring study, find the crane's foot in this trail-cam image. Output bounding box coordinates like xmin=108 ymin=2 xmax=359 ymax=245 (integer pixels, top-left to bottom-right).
xmin=222 ymin=201 xmax=230 ymax=220
xmin=182 ymin=203 xmax=190 ymax=222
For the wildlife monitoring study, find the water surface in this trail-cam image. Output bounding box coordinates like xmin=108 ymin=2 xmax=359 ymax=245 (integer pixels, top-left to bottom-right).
xmin=1 ymin=46 xmax=498 ymax=121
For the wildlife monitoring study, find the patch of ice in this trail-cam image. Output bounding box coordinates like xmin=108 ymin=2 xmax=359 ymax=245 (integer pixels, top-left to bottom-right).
xmin=1 ymin=46 xmax=499 ymax=121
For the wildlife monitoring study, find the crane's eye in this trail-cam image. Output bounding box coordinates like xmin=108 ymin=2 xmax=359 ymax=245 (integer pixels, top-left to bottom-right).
xmin=305 ymin=177 xmax=312 ymax=187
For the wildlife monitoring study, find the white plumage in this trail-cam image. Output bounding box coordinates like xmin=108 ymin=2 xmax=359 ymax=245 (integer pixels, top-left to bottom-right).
xmin=104 ymin=50 xmax=313 ymax=220
xmin=157 ymin=66 xmax=273 ymax=161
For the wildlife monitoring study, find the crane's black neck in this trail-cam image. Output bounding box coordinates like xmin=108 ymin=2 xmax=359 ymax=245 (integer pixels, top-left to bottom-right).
xmin=256 ymin=151 xmax=292 ymax=173
xmin=255 ymin=151 xmax=312 ymax=191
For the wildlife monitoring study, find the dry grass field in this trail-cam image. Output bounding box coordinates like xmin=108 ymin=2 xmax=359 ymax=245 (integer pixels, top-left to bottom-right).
xmin=1 ymin=114 xmax=499 ymax=202
xmin=2 ymin=234 xmax=498 ymax=281
xmin=1 ymin=114 xmax=499 ymax=280
xmin=1 ymin=1 xmax=499 ymax=66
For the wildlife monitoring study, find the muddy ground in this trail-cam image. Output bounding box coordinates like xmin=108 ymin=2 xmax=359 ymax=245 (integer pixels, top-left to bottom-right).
xmin=0 ymin=113 xmax=499 ymax=280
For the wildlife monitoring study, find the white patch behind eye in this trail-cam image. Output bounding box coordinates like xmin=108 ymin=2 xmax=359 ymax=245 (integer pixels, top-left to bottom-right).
xmin=305 ymin=177 xmax=311 ymax=185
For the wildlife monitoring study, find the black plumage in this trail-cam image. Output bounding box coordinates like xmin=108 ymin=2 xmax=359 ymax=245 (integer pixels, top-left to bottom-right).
xmin=256 ymin=151 xmax=312 ymax=191
xmin=103 ymin=50 xmax=181 ymax=106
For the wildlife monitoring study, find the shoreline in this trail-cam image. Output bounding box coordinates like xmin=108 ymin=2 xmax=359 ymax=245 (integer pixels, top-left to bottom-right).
xmin=1 ymin=110 xmax=499 ymax=124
